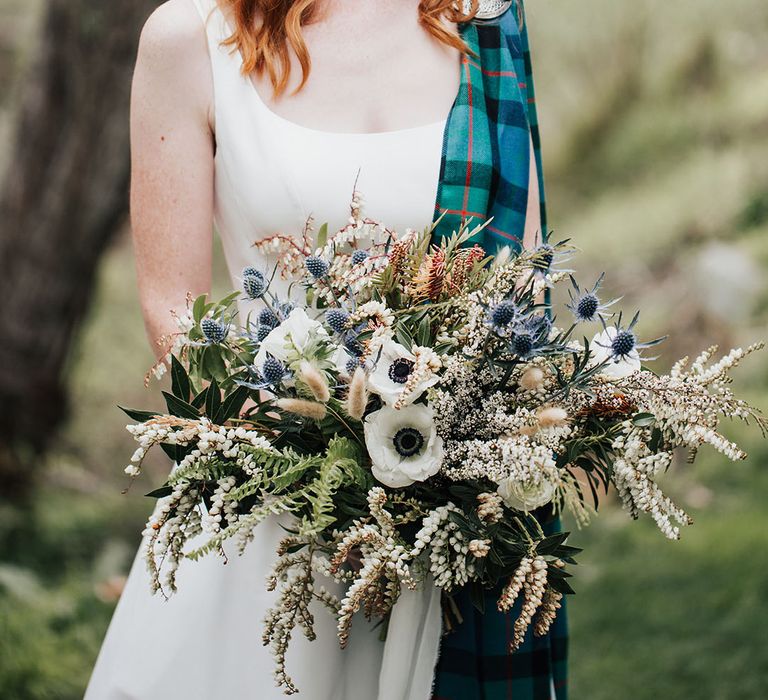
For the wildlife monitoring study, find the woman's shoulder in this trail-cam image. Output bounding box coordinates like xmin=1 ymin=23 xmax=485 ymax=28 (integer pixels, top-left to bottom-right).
xmin=133 ymin=0 xmax=214 ymax=130
xmin=138 ymin=0 xmax=210 ymax=66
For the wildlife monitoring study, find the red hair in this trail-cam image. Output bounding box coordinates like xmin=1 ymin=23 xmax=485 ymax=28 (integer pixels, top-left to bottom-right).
xmin=217 ymin=0 xmax=484 ymax=99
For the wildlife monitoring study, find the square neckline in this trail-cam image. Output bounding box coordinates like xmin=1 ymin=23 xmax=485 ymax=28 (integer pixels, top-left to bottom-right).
xmin=212 ymin=0 xmax=464 ymax=138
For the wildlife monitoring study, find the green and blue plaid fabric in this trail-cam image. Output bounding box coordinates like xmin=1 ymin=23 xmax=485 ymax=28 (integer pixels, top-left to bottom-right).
xmin=431 ymin=0 xmax=548 ymax=251
xmin=429 ymin=3 xmax=569 ymax=698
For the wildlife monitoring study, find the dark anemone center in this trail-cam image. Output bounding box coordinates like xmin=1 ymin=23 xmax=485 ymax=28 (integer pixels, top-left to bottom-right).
xmin=577 ymin=294 xmax=599 ymax=320
xmin=611 ymin=329 xmax=636 ymax=357
xmin=388 ymin=358 xmax=414 ymax=384
xmin=392 ymin=427 xmax=425 ymax=457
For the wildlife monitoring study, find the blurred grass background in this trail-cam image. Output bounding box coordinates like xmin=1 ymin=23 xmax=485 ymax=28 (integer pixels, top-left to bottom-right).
xmin=1 ymin=0 xmax=767 ymax=697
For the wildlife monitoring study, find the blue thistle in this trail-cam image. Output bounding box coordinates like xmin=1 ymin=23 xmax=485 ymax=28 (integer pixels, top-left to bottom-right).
xmin=576 ymin=293 xmax=599 ymax=321
xmin=596 ymin=311 xmax=668 ymax=363
xmin=566 ymin=273 xmax=620 ymax=323
xmin=345 ymin=356 xmax=361 ymax=375
xmin=345 ymin=336 xmax=364 ymax=357
xmin=201 ymin=318 xmax=228 ymax=344
xmin=256 ymin=324 xmax=272 ymax=342
xmin=261 ymin=355 xmax=286 ymax=384
xmin=611 ymin=329 xmax=636 ymax=358
xmin=306 ymin=256 xmax=330 ymax=279
xmin=490 ymin=300 xmax=519 ymax=327
xmin=326 ymin=308 xmax=350 ymax=333
xmin=276 ymin=300 xmax=296 ymax=319
xmin=243 ymin=269 xmax=267 ymax=299
xmin=511 ymin=331 xmax=534 ymax=358
xmin=351 ymin=250 xmax=370 ymax=265
xmin=257 ymin=307 xmax=279 ymax=328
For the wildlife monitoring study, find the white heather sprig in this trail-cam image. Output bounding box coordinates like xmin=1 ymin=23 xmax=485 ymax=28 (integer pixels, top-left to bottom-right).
xmin=393 ymin=345 xmax=442 ymax=409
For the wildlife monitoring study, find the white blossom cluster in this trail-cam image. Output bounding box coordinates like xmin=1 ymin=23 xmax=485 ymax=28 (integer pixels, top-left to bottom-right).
xmin=125 ymin=415 xmax=276 ymax=479
xmin=600 ymin=343 xmax=766 ymax=538
xmin=141 ymin=482 xmax=202 ymax=596
xmin=427 ymin=354 xmax=571 ymax=510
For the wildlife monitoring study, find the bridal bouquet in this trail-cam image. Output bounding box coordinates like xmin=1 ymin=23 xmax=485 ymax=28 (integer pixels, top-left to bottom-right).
xmin=122 ymin=192 xmax=765 ymax=693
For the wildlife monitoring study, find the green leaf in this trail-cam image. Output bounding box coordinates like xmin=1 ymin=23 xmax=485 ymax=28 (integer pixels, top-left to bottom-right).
xmin=217 ymin=385 xmax=250 ymax=423
xmin=191 ymin=387 xmax=207 ymax=409
xmin=160 ymin=443 xmax=184 ymax=463
xmin=192 ymin=294 xmax=208 ymax=323
xmin=170 ymin=356 xmax=191 ymax=401
xmin=205 ymin=377 xmax=221 ymax=420
xmin=162 ymin=391 xmax=200 ymax=420
xmin=203 ymin=345 xmax=228 ymax=383
xmin=145 ymin=486 xmax=173 ymax=499
xmin=394 ymin=325 xmax=415 ymax=350
xmin=316 ymin=222 xmax=329 ymax=249
xmin=119 ymin=406 xmax=158 ymax=423
xmin=416 ymin=315 xmax=431 ymax=347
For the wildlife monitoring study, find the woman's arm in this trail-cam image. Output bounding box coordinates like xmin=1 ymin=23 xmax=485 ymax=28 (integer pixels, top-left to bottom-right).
xmin=130 ymin=0 xmax=215 ymax=361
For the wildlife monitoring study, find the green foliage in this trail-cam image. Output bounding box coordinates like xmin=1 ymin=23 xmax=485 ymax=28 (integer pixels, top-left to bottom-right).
xmin=4 ymin=0 xmax=768 ymax=696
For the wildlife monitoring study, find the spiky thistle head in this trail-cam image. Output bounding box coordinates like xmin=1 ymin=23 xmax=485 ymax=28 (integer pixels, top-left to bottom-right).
xmin=351 ymin=249 xmax=370 ymax=265
xmin=242 ymin=268 xmax=268 ymax=299
xmin=326 ymin=308 xmax=351 ymax=334
xmin=306 ymin=256 xmax=330 ymax=279
xmin=257 ymin=307 xmax=279 ymax=329
xmin=490 ymin=299 xmax=520 ymax=328
xmin=566 ymin=273 xmax=620 ymax=323
xmin=255 ymin=324 xmax=271 ymax=342
xmin=201 ymin=318 xmax=228 ymax=344
xmin=261 ymin=355 xmax=286 ymax=384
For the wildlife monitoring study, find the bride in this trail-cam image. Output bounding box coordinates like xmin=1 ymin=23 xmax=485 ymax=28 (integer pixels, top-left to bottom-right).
xmin=84 ymin=0 xmax=567 ymax=698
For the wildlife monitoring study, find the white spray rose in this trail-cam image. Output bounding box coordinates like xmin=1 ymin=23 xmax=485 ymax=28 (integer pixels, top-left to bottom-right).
xmin=254 ymin=308 xmax=328 ymax=368
xmin=497 ymin=475 xmax=557 ymax=512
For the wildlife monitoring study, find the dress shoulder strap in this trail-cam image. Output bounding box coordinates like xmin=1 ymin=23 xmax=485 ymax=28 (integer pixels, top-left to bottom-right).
xmin=190 ymin=0 xmax=243 ymax=74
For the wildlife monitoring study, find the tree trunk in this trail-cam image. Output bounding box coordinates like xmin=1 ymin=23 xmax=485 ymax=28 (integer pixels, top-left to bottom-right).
xmin=0 ymin=0 xmax=159 ymax=498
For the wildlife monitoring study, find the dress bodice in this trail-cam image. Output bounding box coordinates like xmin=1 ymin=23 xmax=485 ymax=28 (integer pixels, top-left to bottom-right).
xmin=191 ymin=0 xmax=449 ymax=305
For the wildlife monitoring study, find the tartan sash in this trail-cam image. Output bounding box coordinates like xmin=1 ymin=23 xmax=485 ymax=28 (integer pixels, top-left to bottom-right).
xmin=429 ymin=4 xmax=569 ymax=699
xmin=431 ymin=2 xmax=547 ymax=252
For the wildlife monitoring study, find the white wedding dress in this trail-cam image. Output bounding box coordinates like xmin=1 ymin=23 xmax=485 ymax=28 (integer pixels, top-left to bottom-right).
xmin=84 ymin=1 xmax=447 ymax=698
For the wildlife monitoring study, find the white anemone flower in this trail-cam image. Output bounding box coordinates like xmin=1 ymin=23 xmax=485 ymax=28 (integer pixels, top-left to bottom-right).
xmin=368 ymin=339 xmax=439 ymax=407
xmin=363 ymin=403 xmax=443 ymax=488
xmin=497 ymin=475 xmax=557 ymax=512
xmin=588 ymin=327 xmax=641 ymax=380
xmin=255 ymin=308 xmax=328 ymax=368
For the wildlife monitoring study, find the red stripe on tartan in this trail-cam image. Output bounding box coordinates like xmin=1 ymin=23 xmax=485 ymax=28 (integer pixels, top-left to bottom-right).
xmin=486 ymin=224 xmax=522 ymax=242
xmin=466 ymin=58 xmax=517 ymax=77
xmin=518 ymin=82 xmax=528 ymax=89
xmin=434 ymin=204 xmax=488 ymax=220
xmin=462 ymin=57 xmax=474 ymax=215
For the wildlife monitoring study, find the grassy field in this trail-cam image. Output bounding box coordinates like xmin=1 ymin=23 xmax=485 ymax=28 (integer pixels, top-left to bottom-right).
xmin=1 ymin=1 xmax=767 ymax=698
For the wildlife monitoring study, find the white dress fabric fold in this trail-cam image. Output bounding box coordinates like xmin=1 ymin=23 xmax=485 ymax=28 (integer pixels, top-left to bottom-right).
xmin=84 ymin=0 xmax=450 ymax=697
